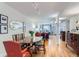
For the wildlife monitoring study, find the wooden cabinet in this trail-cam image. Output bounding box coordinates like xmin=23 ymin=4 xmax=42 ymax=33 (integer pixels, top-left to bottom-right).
xmin=67 ymin=32 xmax=79 ymax=55
xmin=60 ymin=31 xmax=65 ymax=41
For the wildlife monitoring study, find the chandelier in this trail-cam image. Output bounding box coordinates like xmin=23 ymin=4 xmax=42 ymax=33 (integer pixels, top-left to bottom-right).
xmin=32 ymin=2 xmax=40 ymax=16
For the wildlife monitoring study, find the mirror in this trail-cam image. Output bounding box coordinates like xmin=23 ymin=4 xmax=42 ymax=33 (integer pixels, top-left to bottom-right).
xmin=9 ymin=21 xmax=23 ymax=30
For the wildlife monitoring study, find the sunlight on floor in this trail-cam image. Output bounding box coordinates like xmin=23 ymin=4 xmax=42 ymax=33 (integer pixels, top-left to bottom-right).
xmin=33 ymin=35 xmax=77 ymax=57
xmin=45 ymin=35 xmax=77 ymax=57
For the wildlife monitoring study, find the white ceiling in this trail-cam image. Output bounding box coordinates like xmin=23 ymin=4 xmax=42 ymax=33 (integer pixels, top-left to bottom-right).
xmin=5 ymin=2 xmax=79 ymax=20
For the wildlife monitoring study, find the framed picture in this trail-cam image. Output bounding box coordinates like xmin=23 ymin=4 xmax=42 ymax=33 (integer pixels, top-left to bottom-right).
xmin=0 ymin=14 xmax=8 ymax=24
xmin=0 ymin=25 xmax=8 ymax=34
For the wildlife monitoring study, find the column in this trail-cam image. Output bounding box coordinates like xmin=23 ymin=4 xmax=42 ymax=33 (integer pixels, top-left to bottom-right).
xmin=56 ymin=15 xmax=60 ymax=45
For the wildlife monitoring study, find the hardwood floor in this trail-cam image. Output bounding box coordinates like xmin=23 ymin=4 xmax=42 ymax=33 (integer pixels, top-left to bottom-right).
xmin=32 ymin=35 xmax=77 ymax=57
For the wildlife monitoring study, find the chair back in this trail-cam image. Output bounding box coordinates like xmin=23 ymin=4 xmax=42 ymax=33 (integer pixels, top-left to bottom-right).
xmin=3 ymin=41 xmax=22 ymax=57
xmin=12 ymin=34 xmax=19 ymax=41
xmin=12 ymin=33 xmax=25 ymax=41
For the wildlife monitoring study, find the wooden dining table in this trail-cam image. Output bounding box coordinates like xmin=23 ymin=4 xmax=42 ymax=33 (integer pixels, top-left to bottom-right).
xmin=20 ymin=36 xmax=43 ymax=52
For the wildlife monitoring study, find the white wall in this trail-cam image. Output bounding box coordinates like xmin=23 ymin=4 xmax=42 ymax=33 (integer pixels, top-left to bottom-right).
xmin=0 ymin=3 xmax=27 ymax=56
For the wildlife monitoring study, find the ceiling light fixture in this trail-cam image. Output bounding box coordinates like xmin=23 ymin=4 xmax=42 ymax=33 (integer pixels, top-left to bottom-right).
xmin=32 ymin=2 xmax=40 ymax=16
xmin=49 ymin=13 xmax=59 ymax=18
xmin=59 ymin=17 xmax=66 ymax=20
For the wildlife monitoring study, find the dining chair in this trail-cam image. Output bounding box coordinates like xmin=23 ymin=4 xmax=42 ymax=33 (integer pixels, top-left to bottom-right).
xmin=35 ymin=40 xmax=46 ymax=54
xmin=12 ymin=34 xmax=19 ymax=41
xmin=3 ymin=41 xmax=32 ymax=57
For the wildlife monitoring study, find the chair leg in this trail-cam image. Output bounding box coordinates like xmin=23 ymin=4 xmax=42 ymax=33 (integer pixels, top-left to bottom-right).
xmin=44 ymin=49 xmax=46 ymax=54
xmin=44 ymin=45 xmax=46 ymax=54
xmin=34 ymin=46 xmax=38 ymax=54
xmin=44 ymin=40 xmax=46 ymax=54
xmin=27 ymin=49 xmax=32 ymax=57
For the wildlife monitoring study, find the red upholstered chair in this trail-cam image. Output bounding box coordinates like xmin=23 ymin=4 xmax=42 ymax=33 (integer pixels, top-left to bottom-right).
xmin=3 ymin=41 xmax=32 ymax=57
